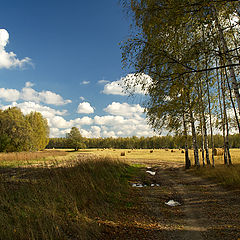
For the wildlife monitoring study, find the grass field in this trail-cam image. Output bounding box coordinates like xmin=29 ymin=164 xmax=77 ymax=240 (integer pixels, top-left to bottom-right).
xmin=0 ymin=148 xmax=239 ymax=239
xmin=0 ymin=152 xmax=135 ymax=240
xmin=0 ymin=150 xmax=79 ymax=168
xmin=2 ymin=148 xmax=240 ymax=167
xmin=82 ymin=148 xmax=240 ymax=188
xmin=79 ymin=148 xmax=240 ymax=165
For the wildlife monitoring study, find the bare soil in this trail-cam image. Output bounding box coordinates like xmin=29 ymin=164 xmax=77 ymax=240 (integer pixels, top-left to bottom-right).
xmin=99 ymin=160 xmax=240 ymax=240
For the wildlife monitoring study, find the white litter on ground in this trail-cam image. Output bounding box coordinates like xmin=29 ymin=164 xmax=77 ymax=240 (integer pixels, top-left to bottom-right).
xmin=146 ymin=170 xmax=156 ymax=176
xmin=147 ymin=167 xmax=152 ymax=169
xmin=132 ymin=183 xmax=143 ymax=188
xmin=165 ymin=200 xmax=181 ymax=207
xmin=131 ymin=183 xmax=161 ymax=188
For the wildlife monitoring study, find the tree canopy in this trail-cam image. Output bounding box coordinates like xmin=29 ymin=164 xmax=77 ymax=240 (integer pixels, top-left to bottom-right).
xmin=66 ymin=127 xmax=85 ymax=151
xmin=120 ymin=0 xmax=240 ymax=167
xmin=0 ymin=107 xmax=49 ymax=152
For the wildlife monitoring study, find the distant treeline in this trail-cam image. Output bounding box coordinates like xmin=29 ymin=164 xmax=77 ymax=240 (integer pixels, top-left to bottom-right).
xmin=47 ymin=134 xmax=240 ymax=150
xmin=0 ymin=107 xmax=49 ymax=152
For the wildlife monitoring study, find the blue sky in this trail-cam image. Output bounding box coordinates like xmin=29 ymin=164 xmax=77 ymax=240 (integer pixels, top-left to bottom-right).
xmin=0 ymin=0 xmax=155 ymax=138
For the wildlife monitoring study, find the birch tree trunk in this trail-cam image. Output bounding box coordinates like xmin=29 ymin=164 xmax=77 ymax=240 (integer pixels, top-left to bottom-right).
xmin=183 ymin=111 xmax=191 ymax=169
xmin=224 ymin=68 xmax=240 ymax=133
xmin=217 ymin=60 xmax=228 ymax=165
xmin=220 ymin=69 xmax=232 ymax=165
xmin=220 ymin=65 xmax=231 ymax=165
xmin=198 ymin=77 xmax=210 ymax=165
xmin=202 ymin=111 xmax=210 ymax=165
xmin=200 ymin=116 xmax=205 ymax=166
xmin=187 ymin=95 xmax=200 ymax=167
xmin=206 ymin=76 xmax=215 ymax=167
xmin=214 ymin=9 xmax=240 ymax=118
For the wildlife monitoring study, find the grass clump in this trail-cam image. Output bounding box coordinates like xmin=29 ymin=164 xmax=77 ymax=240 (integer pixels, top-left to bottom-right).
xmin=0 ymin=155 xmax=132 ymax=240
xmin=190 ymin=164 xmax=240 ymax=188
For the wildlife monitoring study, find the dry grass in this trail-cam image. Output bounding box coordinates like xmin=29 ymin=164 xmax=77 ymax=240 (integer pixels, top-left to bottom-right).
xmin=88 ymin=148 xmax=240 ymax=187
xmin=0 ymin=150 xmax=66 ymax=160
xmin=0 ymin=147 xmax=239 ymax=239
xmin=0 ymin=154 xmax=132 ymax=240
xmin=81 ymin=147 xmax=240 ymax=165
xmin=187 ymin=149 xmax=240 ymax=188
xmin=87 ymin=148 xmax=185 ymax=165
xmin=0 ymin=150 xmax=79 ymax=168
xmin=189 ymin=164 xmax=240 ymax=188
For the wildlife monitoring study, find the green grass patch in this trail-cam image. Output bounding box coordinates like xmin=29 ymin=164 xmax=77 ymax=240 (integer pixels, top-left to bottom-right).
xmin=0 ymin=155 xmax=135 ymax=240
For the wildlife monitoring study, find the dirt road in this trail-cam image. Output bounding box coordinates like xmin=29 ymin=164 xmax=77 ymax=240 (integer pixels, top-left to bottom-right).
xmin=100 ymin=161 xmax=240 ymax=239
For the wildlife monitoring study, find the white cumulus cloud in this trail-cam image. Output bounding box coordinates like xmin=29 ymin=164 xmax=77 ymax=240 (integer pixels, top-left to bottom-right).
xmin=21 ymin=86 xmax=39 ymax=102
xmin=0 ymin=88 xmax=20 ymax=102
xmin=0 ymin=29 xmax=31 ymax=69
xmin=50 ymin=128 xmax=71 ymax=138
xmin=49 ymin=116 xmax=71 ymax=129
xmin=2 ymin=101 xmax=67 ymax=118
xmin=94 ymin=115 xmax=125 ymax=126
xmin=0 ymin=82 xmax=72 ymax=106
xmin=90 ymin=126 xmax=102 ymax=138
xmin=102 ymin=80 xmax=126 ymax=96
xmin=104 ymin=102 xmax=144 ymax=117
xmin=102 ymin=73 xmax=152 ymax=96
xmin=71 ymin=116 xmax=93 ymax=126
xmin=77 ymin=102 xmax=94 ymax=114
xmin=38 ymin=90 xmax=72 ymax=105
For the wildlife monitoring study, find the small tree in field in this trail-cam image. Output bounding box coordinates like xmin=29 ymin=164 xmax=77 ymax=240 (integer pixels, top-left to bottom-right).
xmin=66 ymin=127 xmax=85 ymax=151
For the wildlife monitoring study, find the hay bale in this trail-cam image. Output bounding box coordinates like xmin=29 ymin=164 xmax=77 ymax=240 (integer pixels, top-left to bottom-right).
xmin=128 ymin=151 xmax=131 ymax=153
xmin=120 ymin=152 xmax=126 ymax=156
xmin=171 ymin=150 xmax=174 ymax=152
xmin=150 ymin=150 xmax=153 ymax=153
xmin=165 ymin=149 xmax=169 ymax=151
xmin=213 ymin=148 xmax=224 ymax=156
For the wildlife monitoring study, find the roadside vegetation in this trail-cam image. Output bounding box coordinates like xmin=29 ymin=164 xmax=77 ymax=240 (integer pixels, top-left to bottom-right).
xmin=190 ymin=164 xmax=240 ymax=188
xmin=90 ymin=148 xmax=240 ymax=188
xmin=0 ymin=152 xmax=136 ymax=240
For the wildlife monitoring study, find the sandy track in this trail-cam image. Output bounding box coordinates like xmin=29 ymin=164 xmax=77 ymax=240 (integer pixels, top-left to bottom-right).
xmin=101 ymin=161 xmax=240 ymax=239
